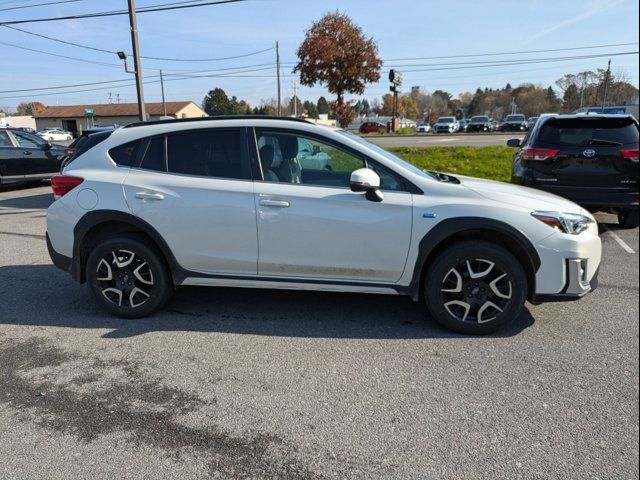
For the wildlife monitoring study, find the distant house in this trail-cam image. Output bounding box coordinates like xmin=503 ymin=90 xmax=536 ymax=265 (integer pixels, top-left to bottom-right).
xmin=34 ymin=101 xmax=206 ymax=135
xmin=0 ymin=115 xmax=37 ymax=130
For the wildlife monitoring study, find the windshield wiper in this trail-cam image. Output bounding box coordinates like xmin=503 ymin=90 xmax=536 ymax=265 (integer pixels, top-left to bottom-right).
xmin=588 ymin=138 xmax=623 ymax=146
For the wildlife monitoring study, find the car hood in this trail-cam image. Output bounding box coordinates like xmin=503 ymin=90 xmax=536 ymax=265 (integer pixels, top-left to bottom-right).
xmin=456 ymin=175 xmax=584 ymax=213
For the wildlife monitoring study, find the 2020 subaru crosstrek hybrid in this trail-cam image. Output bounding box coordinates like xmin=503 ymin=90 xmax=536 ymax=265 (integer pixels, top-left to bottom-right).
xmin=46 ymin=117 xmax=601 ymax=334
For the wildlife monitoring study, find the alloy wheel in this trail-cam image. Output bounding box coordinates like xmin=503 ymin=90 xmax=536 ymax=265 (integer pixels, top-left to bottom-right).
xmin=440 ymin=258 xmax=513 ymax=324
xmin=95 ymin=249 xmax=154 ymax=308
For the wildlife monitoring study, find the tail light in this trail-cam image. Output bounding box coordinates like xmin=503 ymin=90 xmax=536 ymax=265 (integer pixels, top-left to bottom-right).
xmin=521 ymin=147 xmax=559 ymax=161
xmin=64 ymin=147 xmax=77 ymax=156
xmin=620 ymin=148 xmax=639 ymax=162
xmin=51 ymin=175 xmax=83 ymax=198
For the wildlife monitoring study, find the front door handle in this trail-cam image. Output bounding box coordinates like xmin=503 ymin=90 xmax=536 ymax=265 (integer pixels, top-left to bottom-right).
xmin=135 ymin=192 xmax=164 ymax=201
xmin=259 ymin=199 xmax=290 ymax=208
xmin=23 ymin=151 xmax=32 ymax=155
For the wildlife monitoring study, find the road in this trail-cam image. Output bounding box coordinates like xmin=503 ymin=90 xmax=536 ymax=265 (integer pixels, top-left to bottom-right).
xmin=366 ymin=133 xmax=524 ymax=148
xmin=0 ymin=184 xmax=638 ymax=479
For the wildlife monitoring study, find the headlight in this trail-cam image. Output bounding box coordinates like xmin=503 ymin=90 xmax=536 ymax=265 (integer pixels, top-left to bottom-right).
xmin=531 ymin=211 xmax=594 ymax=235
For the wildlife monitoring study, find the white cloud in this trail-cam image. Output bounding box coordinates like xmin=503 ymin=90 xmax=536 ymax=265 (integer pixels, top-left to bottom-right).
xmin=530 ymin=0 xmax=624 ymax=40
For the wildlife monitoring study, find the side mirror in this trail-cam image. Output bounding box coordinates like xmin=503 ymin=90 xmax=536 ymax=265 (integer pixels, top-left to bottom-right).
xmin=350 ymin=168 xmax=384 ymax=202
xmin=507 ymin=138 xmax=521 ymax=148
xmin=312 ymin=145 xmax=321 ymax=154
xmin=44 ymin=142 xmax=52 ymax=150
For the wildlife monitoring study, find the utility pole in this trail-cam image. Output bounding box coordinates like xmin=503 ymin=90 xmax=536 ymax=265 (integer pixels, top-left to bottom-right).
xmin=601 ymin=59 xmax=611 ymax=110
xmin=292 ymin=79 xmax=297 ymax=117
xmin=160 ymin=69 xmax=167 ymax=116
xmin=579 ymin=72 xmax=586 ymax=108
xmin=276 ymin=41 xmax=281 ymax=116
xmin=127 ymin=0 xmax=146 ymax=122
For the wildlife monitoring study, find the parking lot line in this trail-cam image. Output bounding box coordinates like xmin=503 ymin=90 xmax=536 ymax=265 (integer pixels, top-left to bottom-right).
xmin=603 ymin=226 xmax=636 ymax=254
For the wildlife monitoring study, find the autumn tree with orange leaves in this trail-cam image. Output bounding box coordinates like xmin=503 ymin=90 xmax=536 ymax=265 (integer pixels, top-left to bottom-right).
xmin=294 ymin=12 xmax=382 ymax=127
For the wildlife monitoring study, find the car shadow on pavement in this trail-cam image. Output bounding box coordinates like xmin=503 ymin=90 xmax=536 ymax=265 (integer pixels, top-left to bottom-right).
xmin=0 ymin=192 xmax=54 ymax=210
xmin=0 ymin=264 xmax=535 ymax=339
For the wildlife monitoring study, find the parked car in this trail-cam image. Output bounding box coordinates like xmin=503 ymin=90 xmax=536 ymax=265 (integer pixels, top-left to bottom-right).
xmin=46 ymin=116 xmax=601 ymax=335
xmin=416 ymin=123 xmax=431 ymax=133
xmin=60 ymin=126 xmax=119 ymax=170
xmin=490 ymin=120 xmax=502 ymax=131
xmin=510 ymin=114 xmax=639 ymax=228
xmin=466 ymin=116 xmax=493 ymax=132
xmin=458 ymin=119 xmax=469 ymax=132
xmin=0 ymin=128 xmax=66 ymax=185
xmin=525 ymin=117 xmax=539 ymax=130
xmin=359 ymin=122 xmax=386 ymax=134
xmin=433 ymin=116 xmax=459 ymax=133
xmin=16 ymin=127 xmax=38 ymax=134
xmin=37 ymin=129 xmax=73 ymax=142
xmin=501 ymin=114 xmax=527 ymax=132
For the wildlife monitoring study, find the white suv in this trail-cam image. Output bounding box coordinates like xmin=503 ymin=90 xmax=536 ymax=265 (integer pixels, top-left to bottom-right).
xmin=46 ymin=117 xmax=601 ymax=334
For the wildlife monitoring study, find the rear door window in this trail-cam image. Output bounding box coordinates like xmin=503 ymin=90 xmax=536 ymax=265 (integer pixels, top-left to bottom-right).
xmin=166 ymin=128 xmax=247 ymax=179
xmin=140 ymin=136 xmax=165 ymax=172
xmin=538 ymin=118 xmax=639 ymax=147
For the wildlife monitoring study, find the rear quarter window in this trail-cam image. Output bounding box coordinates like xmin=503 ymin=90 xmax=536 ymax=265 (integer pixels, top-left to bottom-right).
xmin=538 ymin=118 xmax=639 ymax=147
xmin=108 ymin=139 xmax=142 ymax=167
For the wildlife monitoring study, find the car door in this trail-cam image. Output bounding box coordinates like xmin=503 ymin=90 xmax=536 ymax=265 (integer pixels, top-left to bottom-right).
xmin=0 ymin=130 xmax=24 ymax=183
xmin=253 ymin=128 xmax=413 ymax=283
xmin=10 ymin=130 xmax=60 ymax=180
xmin=122 ymin=127 xmax=258 ymax=276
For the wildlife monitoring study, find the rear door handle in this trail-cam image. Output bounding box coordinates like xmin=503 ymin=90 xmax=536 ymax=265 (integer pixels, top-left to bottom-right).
xmin=259 ymin=199 xmax=290 ymax=208
xmin=135 ymin=192 xmax=164 ymax=201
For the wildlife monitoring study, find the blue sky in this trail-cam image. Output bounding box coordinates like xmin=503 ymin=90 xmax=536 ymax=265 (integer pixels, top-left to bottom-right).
xmin=0 ymin=0 xmax=638 ymax=110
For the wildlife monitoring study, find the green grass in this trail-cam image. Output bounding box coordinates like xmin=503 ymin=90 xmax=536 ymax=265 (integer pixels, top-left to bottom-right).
xmin=389 ymin=146 xmax=514 ymax=182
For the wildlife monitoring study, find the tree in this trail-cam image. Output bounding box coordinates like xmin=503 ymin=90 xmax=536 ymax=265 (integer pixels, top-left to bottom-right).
xmin=303 ymin=100 xmax=318 ymax=118
xmin=562 ymin=84 xmax=581 ymax=112
xmin=16 ymin=101 xmax=46 ymax=116
xmin=295 ymin=12 xmax=382 ymax=106
xmin=331 ymin=101 xmax=356 ymax=129
xmin=287 ymin=96 xmax=303 ymax=116
xmin=202 ymin=88 xmax=231 ymax=116
xmin=317 ymin=96 xmax=329 ymax=115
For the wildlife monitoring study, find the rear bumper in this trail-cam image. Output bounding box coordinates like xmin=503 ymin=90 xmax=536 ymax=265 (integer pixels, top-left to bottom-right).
xmin=513 ymin=181 xmax=638 ymax=210
xmin=46 ymin=232 xmax=72 ymax=273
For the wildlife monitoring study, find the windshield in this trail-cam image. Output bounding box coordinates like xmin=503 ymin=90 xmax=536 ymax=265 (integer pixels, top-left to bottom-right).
xmin=471 ymin=116 xmax=489 ymax=122
xmin=337 ymin=130 xmax=436 ymax=181
xmin=506 ymin=115 xmax=525 ymax=122
xmin=436 ymin=117 xmax=455 ymax=124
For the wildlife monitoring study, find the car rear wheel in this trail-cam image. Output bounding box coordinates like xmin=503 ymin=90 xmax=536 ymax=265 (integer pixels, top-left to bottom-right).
xmin=86 ymin=234 xmax=172 ymax=318
xmin=424 ymin=241 xmax=527 ymax=334
xmin=618 ymin=209 xmax=639 ymax=229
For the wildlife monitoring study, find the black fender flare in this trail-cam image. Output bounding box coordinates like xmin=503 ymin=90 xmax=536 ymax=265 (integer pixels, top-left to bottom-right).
xmin=407 ymin=217 xmax=541 ymax=300
xmin=72 ymin=209 xmax=187 ymax=284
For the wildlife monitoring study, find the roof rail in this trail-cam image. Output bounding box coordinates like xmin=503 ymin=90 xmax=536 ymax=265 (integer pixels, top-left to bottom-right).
xmin=123 ymin=115 xmax=313 ymax=129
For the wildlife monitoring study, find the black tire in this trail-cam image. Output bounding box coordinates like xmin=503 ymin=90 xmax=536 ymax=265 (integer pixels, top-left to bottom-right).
xmin=618 ymin=209 xmax=639 ymax=229
xmin=424 ymin=240 xmax=527 ymax=335
xmin=86 ymin=234 xmax=173 ymax=318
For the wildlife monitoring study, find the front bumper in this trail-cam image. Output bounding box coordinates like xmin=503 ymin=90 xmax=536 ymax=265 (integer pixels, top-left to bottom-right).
xmin=531 ymin=263 xmax=599 ymax=304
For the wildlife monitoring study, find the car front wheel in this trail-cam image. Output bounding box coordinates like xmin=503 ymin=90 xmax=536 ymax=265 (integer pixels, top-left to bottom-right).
xmin=424 ymin=240 xmax=527 ymax=334
xmin=86 ymin=234 xmax=173 ymax=318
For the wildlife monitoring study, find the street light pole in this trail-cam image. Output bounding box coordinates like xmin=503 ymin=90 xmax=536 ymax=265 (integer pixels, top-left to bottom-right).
xmin=127 ymin=0 xmax=146 ymax=122
xmin=601 ymin=59 xmax=611 ymax=110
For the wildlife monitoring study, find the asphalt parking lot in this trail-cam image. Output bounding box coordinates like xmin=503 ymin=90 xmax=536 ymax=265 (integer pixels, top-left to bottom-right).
xmin=0 ymin=184 xmax=638 ymax=479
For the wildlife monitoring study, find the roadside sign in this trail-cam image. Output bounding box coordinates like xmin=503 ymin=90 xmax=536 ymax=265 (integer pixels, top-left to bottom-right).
xmin=84 ymin=108 xmax=94 ymax=118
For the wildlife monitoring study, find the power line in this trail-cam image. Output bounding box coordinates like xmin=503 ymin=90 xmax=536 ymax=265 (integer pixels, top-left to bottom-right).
xmin=0 ymin=0 xmax=247 ymax=26
xmin=394 ymin=51 xmax=639 ymax=73
xmin=0 ymin=0 xmax=83 ymax=12
xmin=3 ymin=25 xmax=274 ymax=62
xmin=382 ymin=42 xmax=639 ymax=61
xmin=0 ymin=40 xmax=124 ymax=68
